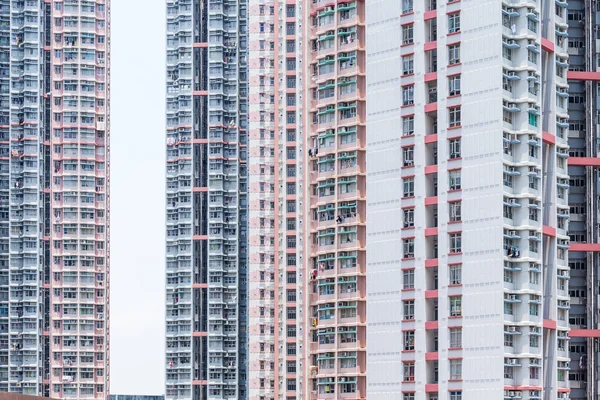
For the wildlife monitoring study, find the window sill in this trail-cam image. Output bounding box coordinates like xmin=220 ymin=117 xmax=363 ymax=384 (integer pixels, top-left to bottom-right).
xmin=402 ymin=257 xmax=416 ymax=261
xmin=401 ymin=43 xmax=415 ymax=48
xmin=402 ymin=196 xmax=415 ymax=200
xmin=447 ymin=94 xmax=462 ymax=99
xmin=448 ymin=379 xmax=463 ymax=383
xmin=449 ymin=252 xmax=463 ymax=256
xmin=402 ymin=349 xmax=416 ymax=353
xmin=448 ymin=284 xmax=463 ymax=288
xmin=447 ymin=125 xmax=462 ymax=131
xmin=402 ymin=165 xmax=415 ymax=169
xmin=448 ymin=315 xmax=462 ymax=319
xmin=402 ymin=73 xmax=415 ymax=78
xmin=402 ymin=133 xmax=416 ymax=138
xmin=402 ymin=226 xmax=415 ymax=230
xmin=401 ymin=11 xmax=415 ymax=17
xmin=448 ymin=189 xmax=462 ymax=193
xmin=448 ymin=347 xmax=463 ymax=351
xmin=401 ymin=104 xmax=415 ymax=109
xmin=448 ymin=220 xmax=461 ymax=225
xmin=447 ymin=31 xmax=461 ymax=36
xmin=402 ymin=319 xmax=416 ymax=323
xmin=447 ymin=62 xmax=462 ymax=67
xmin=448 ymin=157 xmax=462 ymax=161
xmin=402 ymin=288 xmax=416 ymax=292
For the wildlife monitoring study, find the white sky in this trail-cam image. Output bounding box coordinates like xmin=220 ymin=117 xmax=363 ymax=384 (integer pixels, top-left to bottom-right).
xmin=110 ymin=0 xmax=166 ymax=394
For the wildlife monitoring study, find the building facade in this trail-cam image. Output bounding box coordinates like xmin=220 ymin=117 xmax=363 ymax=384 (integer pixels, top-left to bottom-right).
xmin=303 ymin=0 xmax=367 ymax=398
xmin=366 ymin=0 xmax=569 ymax=399
xmin=165 ymin=0 xmax=248 ymax=399
xmin=247 ymin=0 xmax=307 ymax=399
xmin=565 ymin=1 xmax=600 ymax=400
xmin=0 ymin=0 xmax=110 ymax=398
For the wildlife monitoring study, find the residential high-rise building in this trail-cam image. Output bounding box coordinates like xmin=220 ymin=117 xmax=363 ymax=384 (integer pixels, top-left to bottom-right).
xmin=165 ymin=0 xmax=248 ymax=399
xmin=248 ymin=1 xmax=307 ymax=400
xmin=565 ymin=1 xmax=600 ymax=399
xmin=0 ymin=0 xmax=110 ymax=398
xmin=302 ymin=0 xmax=367 ymax=398
xmin=366 ymin=0 xmax=569 ymax=399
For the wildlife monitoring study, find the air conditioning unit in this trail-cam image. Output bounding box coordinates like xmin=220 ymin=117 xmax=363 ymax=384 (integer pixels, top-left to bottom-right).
xmin=508 ymin=326 xmax=517 ymax=332
xmin=510 ymin=359 xmax=517 ymax=365
xmin=98 ymin=313 xmax=103 ymax=319
xmin=509 ymin=230 xmax=517 ymax=236
xmin=509 ymin=198 xmax=516 ymax=204
xmin=509 ymin=392 xmax=515 ymax=397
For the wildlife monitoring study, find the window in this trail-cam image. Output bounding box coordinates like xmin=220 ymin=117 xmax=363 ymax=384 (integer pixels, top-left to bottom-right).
xmin=403 ymin=269 xmax=415 ymax=289
xmin=527 ymin=49 xmax=537 ymax=64
xmin=449 ymin=359 xmax=462 ymax=380
xmin=404 ymin=331 xmax=415 ymax=350
xmin=403 ymin=238 xmax=415 ymax=258
xmin=403 ymin=208 xmax=415 ymax=228
xmin=448 ymin=75 xmax=461 ymax=96
xmin=449 ymin=170 xmax=461 ymax=190
xmin=449 ymin=138 xmax=461 ymax=159
xmin=448 ymin=13 xmax=460 ymax=33
xmin=402 ymin=85 xmax=415 ymax=106
xmin=450 ymin=393 xmax=462 ymax=400
xmin=402 ymin=115 xmax=415 ymax=136
xmin=529 ymin=271 xmax=539 ymax=285
xmin=449 ymin=327 xmax=462 ymax=348
xmin=403 ymin=300 xmax=415 ymax=320
xmin=449 ymin=264 xmax=461 ymax=285
xmin=402 ymin=24 xmax=414 ymax=45
xmin=449 ymin=201 xmax=461 ymax=222
xmin=402 ymin=55 xmax=414 ymax=75
xmin=449 ymin=106 xmax=461 ymax=127
xmin=528 ymin=112 xmax=538 ymax=127
xmin=403 ymin=362 xmax=415 ymax=382
xmin=529 ymin=240 xmax=538 ymax=253
xmin=449 ymin=296 xmax=462 ymax=317
xmin=448 ymin=44 xmax=460 ymax=64
xmin=402 ymin=0 xmax=413 ymax=14
xmin=403 ymin=146 xmax=414 ymax=166
xmin=449 ymin=233 xmax=461 ymax=254
xmin=403 ymin=177 xmax=415 ymax=197
xmin=530 ymin=303 xmax=539 ymax=316
xmin=530 ymin=335 xmax=539 ymax=348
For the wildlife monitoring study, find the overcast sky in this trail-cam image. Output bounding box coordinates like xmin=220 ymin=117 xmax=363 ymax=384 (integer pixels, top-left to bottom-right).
xmin=110 ymin=0 xmax=166 ymax=394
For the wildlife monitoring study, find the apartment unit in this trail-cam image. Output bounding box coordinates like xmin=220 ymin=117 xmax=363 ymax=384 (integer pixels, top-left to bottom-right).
xmin=165 ymin=0 xmax=248 ymax=399
xmin=366 ymin=0 xmax=569 ymax=399
xmin=565 ymin=1 xmax=600 ymax=399
xmin=302 ymin=0 xmax=367 ymax=399
xmin=0 ymin=0 xmax=110 ymax=398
